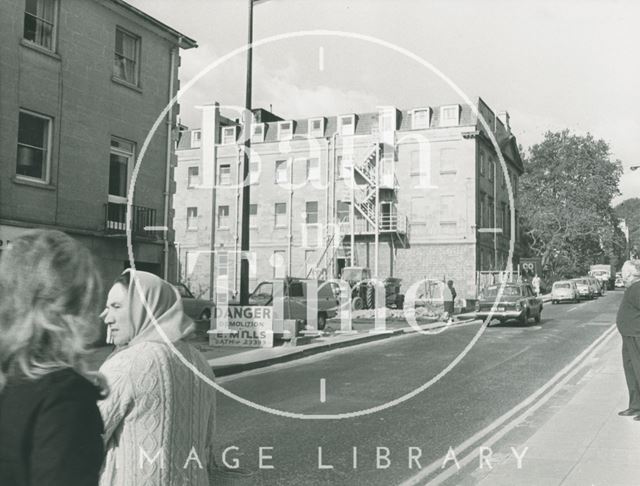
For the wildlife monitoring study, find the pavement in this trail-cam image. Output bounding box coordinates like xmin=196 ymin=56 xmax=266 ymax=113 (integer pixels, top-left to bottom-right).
xmin=459 ymin=330 xmax=640 ymax=486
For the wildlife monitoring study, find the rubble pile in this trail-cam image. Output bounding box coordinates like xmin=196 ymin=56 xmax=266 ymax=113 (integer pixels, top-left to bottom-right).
xmin=349 ymin=305 xmax=443 ymax=320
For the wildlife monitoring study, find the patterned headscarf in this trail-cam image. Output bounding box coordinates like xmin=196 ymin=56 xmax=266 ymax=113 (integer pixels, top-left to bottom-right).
xmin=124 ymin=269 xmax=195 ymax=346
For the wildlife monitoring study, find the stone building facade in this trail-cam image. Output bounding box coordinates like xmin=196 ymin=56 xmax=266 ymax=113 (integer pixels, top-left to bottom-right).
xmin=0 ymin=0 xmax=196 ymax=285
xmin=175 ymin=99 xmax=523 ymax=302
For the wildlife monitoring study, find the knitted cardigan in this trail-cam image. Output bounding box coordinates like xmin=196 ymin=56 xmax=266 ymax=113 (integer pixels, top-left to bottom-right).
xmin=98 ymin=341 xmax=216 ymax=486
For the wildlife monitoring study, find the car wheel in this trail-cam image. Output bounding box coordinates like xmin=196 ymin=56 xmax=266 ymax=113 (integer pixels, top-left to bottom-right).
xmin=317 ymin=313 xmax=327 ymax=331
xmin=535 ymin=309 xmax=541 ymax=323
xmin=519 ymin=312 xmax=528 ymax=326
xmin=199 ymin=308 xmax=211 ymax=321
xmin=352 ymin=296 xmax=363 ymax=310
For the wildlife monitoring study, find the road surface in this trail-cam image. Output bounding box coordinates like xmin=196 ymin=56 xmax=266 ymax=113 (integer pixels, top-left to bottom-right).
xmin=213 ymin=291 xmax=623 ymax=485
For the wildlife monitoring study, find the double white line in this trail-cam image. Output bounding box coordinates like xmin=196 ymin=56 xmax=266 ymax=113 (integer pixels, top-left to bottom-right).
xmin=398 ymin=324 xmax=617 ymax=486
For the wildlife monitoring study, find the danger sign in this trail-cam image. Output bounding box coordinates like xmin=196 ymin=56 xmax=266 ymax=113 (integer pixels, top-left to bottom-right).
xmin=208 ymin=305 xmax=274 ymax=348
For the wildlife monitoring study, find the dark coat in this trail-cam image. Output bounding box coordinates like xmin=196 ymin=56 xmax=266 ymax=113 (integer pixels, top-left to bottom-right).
xmin=0 ymin=368 xmax=104 ymax=486
xmin=617 ymin=280 xmax=640 ymax=337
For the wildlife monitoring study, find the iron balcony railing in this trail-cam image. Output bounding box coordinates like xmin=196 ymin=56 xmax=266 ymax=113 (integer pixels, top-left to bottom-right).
xmin=104 ymin=202 xmax=157 ymax=238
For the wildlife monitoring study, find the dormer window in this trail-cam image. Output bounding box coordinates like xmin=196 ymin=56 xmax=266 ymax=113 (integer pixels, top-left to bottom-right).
xmin=190 ymin=130 xmax=202 ymax=148
xmin=278 ymin=121 xmax=293 ymax=141
xmin=338 ymin=115 xmax=355 ymax=136
xmin=411 ymin=108 xmax=431 ymax=129
xmin=378 ymin=109 xmax=396 ymax=134
xmin=221 ymin=126 xmax=237 ymax=145
xmin=252 ymin=123 xmax=265 ymax=143
xmin=439 ymin=105 xmax=461 ymax=127
xmin=308 ymin=118 xmax=324 ymax=138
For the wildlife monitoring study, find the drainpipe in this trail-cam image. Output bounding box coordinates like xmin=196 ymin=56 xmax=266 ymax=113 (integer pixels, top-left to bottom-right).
xmin=163 ymin=43 xmax=177 ymax=281
xmin=493 ymin=156 xmax=498 ymax=269
xmin=325 ymin=131 xmax=339 ymax=276
xmin=325 ymin=136 xmax=330 ymax=275
xmin=374 ymin=143 xmax=379 ymax=278
xmin=288 ymin=157 xmax=293 ymax=276
xmin=330 ymin=131 xmax=339 ymax=276
xmin=235 ymin=145 xmax=242 ymax=295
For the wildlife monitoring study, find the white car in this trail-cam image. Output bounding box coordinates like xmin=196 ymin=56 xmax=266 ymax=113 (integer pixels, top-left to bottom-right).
xmin=551 ymin=280 xmax=579 ymax=304
xmin=571 ymin=278 xmax=593 ymax=300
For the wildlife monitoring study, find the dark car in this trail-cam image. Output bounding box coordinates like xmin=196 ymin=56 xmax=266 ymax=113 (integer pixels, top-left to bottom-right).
xmin=175 ymin=283 xmax=215 ymax=322
xmin=475 ymin=283 xmax=543 ymax=326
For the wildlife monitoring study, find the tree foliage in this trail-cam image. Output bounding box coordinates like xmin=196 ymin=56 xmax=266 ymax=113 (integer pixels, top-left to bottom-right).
xmin=519 ymin=130 xmax=623 ymax=280
xmin=615 ymin=197 xmax=640 ymax=258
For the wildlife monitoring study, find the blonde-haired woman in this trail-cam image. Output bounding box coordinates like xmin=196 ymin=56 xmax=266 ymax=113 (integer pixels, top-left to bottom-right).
xmin=0 ymin=230 xmax=105 ymax=486
xmin=99 ymin=269 xmax=217 ymax=486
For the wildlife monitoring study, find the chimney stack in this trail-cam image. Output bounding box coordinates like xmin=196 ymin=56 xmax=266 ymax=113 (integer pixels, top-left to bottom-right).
xmin=497 ymin=111 xmax=510 ymax=133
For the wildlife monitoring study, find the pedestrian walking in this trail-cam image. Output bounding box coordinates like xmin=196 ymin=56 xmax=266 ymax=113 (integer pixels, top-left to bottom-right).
xmin=0 ymin=230 xmax=106 ymax=486
xmin=616 ymin=260 xmax=640 ymax=419
xmin=98 ymin=269 xmax=217 ymax=486
xmin=443 ymin=280 xmax=455 ymax=322
xmin=448 ymin=280 xmax=457 ymax=310
xmin=532 ymin=274 xmax=541 ymax=296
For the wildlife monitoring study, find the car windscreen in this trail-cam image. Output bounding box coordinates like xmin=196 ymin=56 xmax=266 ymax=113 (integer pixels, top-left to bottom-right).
xmin=482 ymin=286 xmax=521 ymax=297
xmin=176 ymin=285 xmax=193 ymax=298
xmin=249 ymin=282 xmax=273 ymax=302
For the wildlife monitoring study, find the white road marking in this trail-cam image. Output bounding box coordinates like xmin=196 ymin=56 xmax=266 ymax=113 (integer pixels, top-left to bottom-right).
xmin=320 ymin=378 xmax=326 ymax=403
xmin=398 ymin=324 xmax=617 ymax=486
xmin=567 ymin=306 xmax=578 ymax=312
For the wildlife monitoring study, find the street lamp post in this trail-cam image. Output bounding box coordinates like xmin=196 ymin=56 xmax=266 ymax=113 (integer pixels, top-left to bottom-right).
xmin=239 ymin=0 xmax=255 ymax=305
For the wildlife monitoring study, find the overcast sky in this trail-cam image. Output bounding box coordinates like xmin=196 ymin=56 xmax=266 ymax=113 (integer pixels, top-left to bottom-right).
xmin=129 ymin=0 xmax=640 ymax=203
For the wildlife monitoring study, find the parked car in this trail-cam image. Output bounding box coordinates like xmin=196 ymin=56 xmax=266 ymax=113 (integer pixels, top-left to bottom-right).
xmin=474 ymin=283 xmax=543 ymax=326
xmin=571 ymin=278 xmax=593 ymax=300
xmin=175 ymin=283 xmax=215 ymax=322
xmin=247 ymin=277 xmax=341 ymax=331
xmin=586 ymin=277 xmax=601 ymax=297
xmin=551 ymin=280 xmax=579 ymax=304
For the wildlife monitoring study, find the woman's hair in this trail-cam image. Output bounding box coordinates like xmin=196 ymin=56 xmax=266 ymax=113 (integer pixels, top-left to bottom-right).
xmin=0 ymin=230 xmax=103 ymax=391
xmin=622 ymin=260 xmax=640 ymax=286
xmin=113 ymin=270 xmax=131 ymax=289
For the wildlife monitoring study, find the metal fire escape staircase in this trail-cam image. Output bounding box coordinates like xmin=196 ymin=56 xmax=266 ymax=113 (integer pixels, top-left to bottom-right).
xmin=306 ymin=222 xmax=351 ymax=279
xmin=351 ymin=142 xmax=409 ymax=248
xmin=306 ymin=141 xmax=408 ymax=279
xmin=306 ymin=144 xmax=381 ymax=279
xmin=352 ymin=144 xmax=381 ymax=227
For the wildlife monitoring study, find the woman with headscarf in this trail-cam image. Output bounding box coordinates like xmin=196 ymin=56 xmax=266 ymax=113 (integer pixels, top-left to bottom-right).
xmin=616 ymin=260 xmax=640 ymax=419
xmin=0 ymin=229 xmax=105 ymax=486
xmin=98 ymin=269 xmax=217 ymax=486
